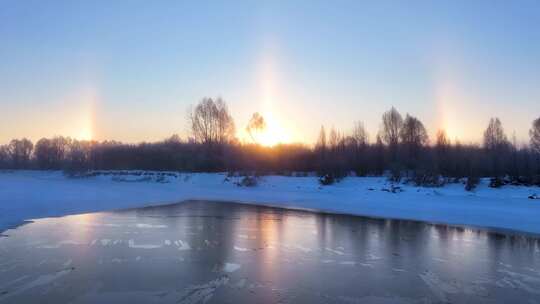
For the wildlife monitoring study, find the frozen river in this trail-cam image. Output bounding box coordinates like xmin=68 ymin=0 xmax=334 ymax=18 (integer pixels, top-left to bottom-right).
xmin=1 ymin=200 xmax=540 ymax=303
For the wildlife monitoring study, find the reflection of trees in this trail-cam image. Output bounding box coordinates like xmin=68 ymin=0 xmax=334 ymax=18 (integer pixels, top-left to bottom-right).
xmin=315 ymin=213 xmax=334 ymax=260
xmin=189 ymin=201 xmax=236 ymax=268
xmin=486 ymin=232 xmax=540 ymax=278
xmin=136 ymin=201 xmax=237 ymax=274
xmin=330 ymin=215 xmax=370 ymax=259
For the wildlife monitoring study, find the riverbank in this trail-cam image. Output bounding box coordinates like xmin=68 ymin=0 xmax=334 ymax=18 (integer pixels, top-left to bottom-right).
xmin=1 ymin=170 xmax=539 ymax=234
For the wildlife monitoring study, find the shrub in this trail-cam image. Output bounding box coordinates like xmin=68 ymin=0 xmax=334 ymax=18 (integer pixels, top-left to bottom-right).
xmin=319 ymin=174 xmax=336 ymax=186
xmin=489 ymin=177 xmax=504 ymax=188
xmin=239 ymin=175 xmax=258 ymax=187
xmin=388 ymin=164 xmax=402 ymax=182
xmin=381 ymin=184 xmax=404 ymax=193
xmin=465 ymin=176 xmax=479 ymax=191
xmin=412 ymin=171 xmax=445 ymax=187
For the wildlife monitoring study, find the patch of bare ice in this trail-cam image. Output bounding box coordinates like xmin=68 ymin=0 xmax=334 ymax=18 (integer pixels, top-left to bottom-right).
xmin=325 ymin=247 xmax=345 ymax=255
xmin=222 ymin=263 xmax=241 ymax=273
xmin=0 ymin=268 xmax=73 ymax=299
xmin=135 ymin=223 xmax=167 ymax=229
xmin=175 ymin=240 xmax=191 ymax=251
xmin=234 ymin=246 xmax=249 ymax=252
xmin=128 ymin=239 xmax=162 ymax=249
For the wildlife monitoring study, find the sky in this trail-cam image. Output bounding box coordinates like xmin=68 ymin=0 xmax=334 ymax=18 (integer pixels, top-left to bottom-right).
xmin=1 ymin=0 xmax=539 ymax=146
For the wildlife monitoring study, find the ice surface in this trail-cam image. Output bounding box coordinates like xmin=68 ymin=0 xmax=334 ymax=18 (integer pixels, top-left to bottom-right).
xmin=128 ymin=239 xmax=162 ymax=249
xmin=175 ymin=240 xmax=191 ymax=251
xmin=1 ymin=171 xmax=540 ymax=234
xmin=222 ymin=263 xmax=241 ymax=273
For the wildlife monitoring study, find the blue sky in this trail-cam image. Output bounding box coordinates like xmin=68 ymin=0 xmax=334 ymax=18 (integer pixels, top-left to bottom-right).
xmin=1 ymin=0 xmax=539 ymax=144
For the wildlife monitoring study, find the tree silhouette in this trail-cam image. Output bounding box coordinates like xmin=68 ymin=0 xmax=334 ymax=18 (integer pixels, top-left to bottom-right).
xmin=189 ymin=97 xmax=235 ymax=145
xmin=530 ymin=117 xmax=540 ymax=154
xmin=246 ymin=112 xmax=266 ymax=144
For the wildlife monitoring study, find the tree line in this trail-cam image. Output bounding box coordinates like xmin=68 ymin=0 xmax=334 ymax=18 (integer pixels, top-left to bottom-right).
xmin=1 ymin=97 xmax=540 ymax=188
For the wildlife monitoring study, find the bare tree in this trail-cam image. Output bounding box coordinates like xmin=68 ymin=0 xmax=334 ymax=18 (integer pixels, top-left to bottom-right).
xmin=352 ymin=121 xmax=369 ymax=147
xmin=435 ymin=130 xmax=450 ymax=150
xmin=0 ymin=145 xmax=10 ymax=168
xmin=65 ymin=140 xmax=92 ymax=174
xmin=34 ymin=138 xmax=52 ymax=169
xmin=351 ymin=121 xmax=369 ymax=175
xmin=483 ymin=118 xmax=508 ymax=151
xmin=483 ymin=118 xmax=509 ymax=178
xmin=530 ymin=117 xmax=540 ymax=154
xmin=8 ymin=138 xmax=33 ymax=168
xmin=189 ymin=97 xmax=235 ymax=145
xmin=2 ymin=102 xmax=539 ymax=186
xmin=246 ymin=112 xmax=266 ymax=143
xmin=435 ymin=130 xmax=450 ymax=176
xmin=380 ymin=107 xmax=403 ymax=160
xmin=400 ymin=114 xmax=429 ymax=148
xmin=328 ymin=127 xmax=339 ymax=150
xmin=215 ymin=98 xmax=235 ymax=144
xmin=399 ymin=114 xmax=428 ymax=173
xmin=315 ymin=126 xmax=327 ymax=174
xmin=374 ymin=134 xmax=385 ymax=175
xmin=34 ymin=136 xmax=71 ymax=169
xmin=316 ymin=125 xmax=327 ymax=152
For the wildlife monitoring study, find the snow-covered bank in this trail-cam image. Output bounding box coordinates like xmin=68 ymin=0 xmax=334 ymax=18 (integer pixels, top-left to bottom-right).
xmin=1 ymin=171 xmax=540 ymax=235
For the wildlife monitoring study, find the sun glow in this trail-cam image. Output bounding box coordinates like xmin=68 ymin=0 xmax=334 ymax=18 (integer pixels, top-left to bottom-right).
xmin=72 ymin=85 xmax=97 ymax=141
xmin=251 ymin=41 xmax=293 ymax=147
xmin=257 ymin=111 xmax=291 ymax=147
xmin=77 ymin=126 xmax=93 ymax=141
xmin=432 ymin=45 xmax=483 ymax=143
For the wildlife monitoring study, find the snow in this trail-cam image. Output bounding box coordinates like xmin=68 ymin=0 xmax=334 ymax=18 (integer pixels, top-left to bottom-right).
xmin=0 ymin=170 xmax=540 ymax=235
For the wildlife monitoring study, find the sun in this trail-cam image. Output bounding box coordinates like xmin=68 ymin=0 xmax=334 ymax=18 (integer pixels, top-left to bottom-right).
xmin=76 ymin=126 xmax=93 ymax=141
xmin=259 ymin=128 xmax=281 ymax=147
xmin=257 ymin=112 xmax=290 ymax=147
